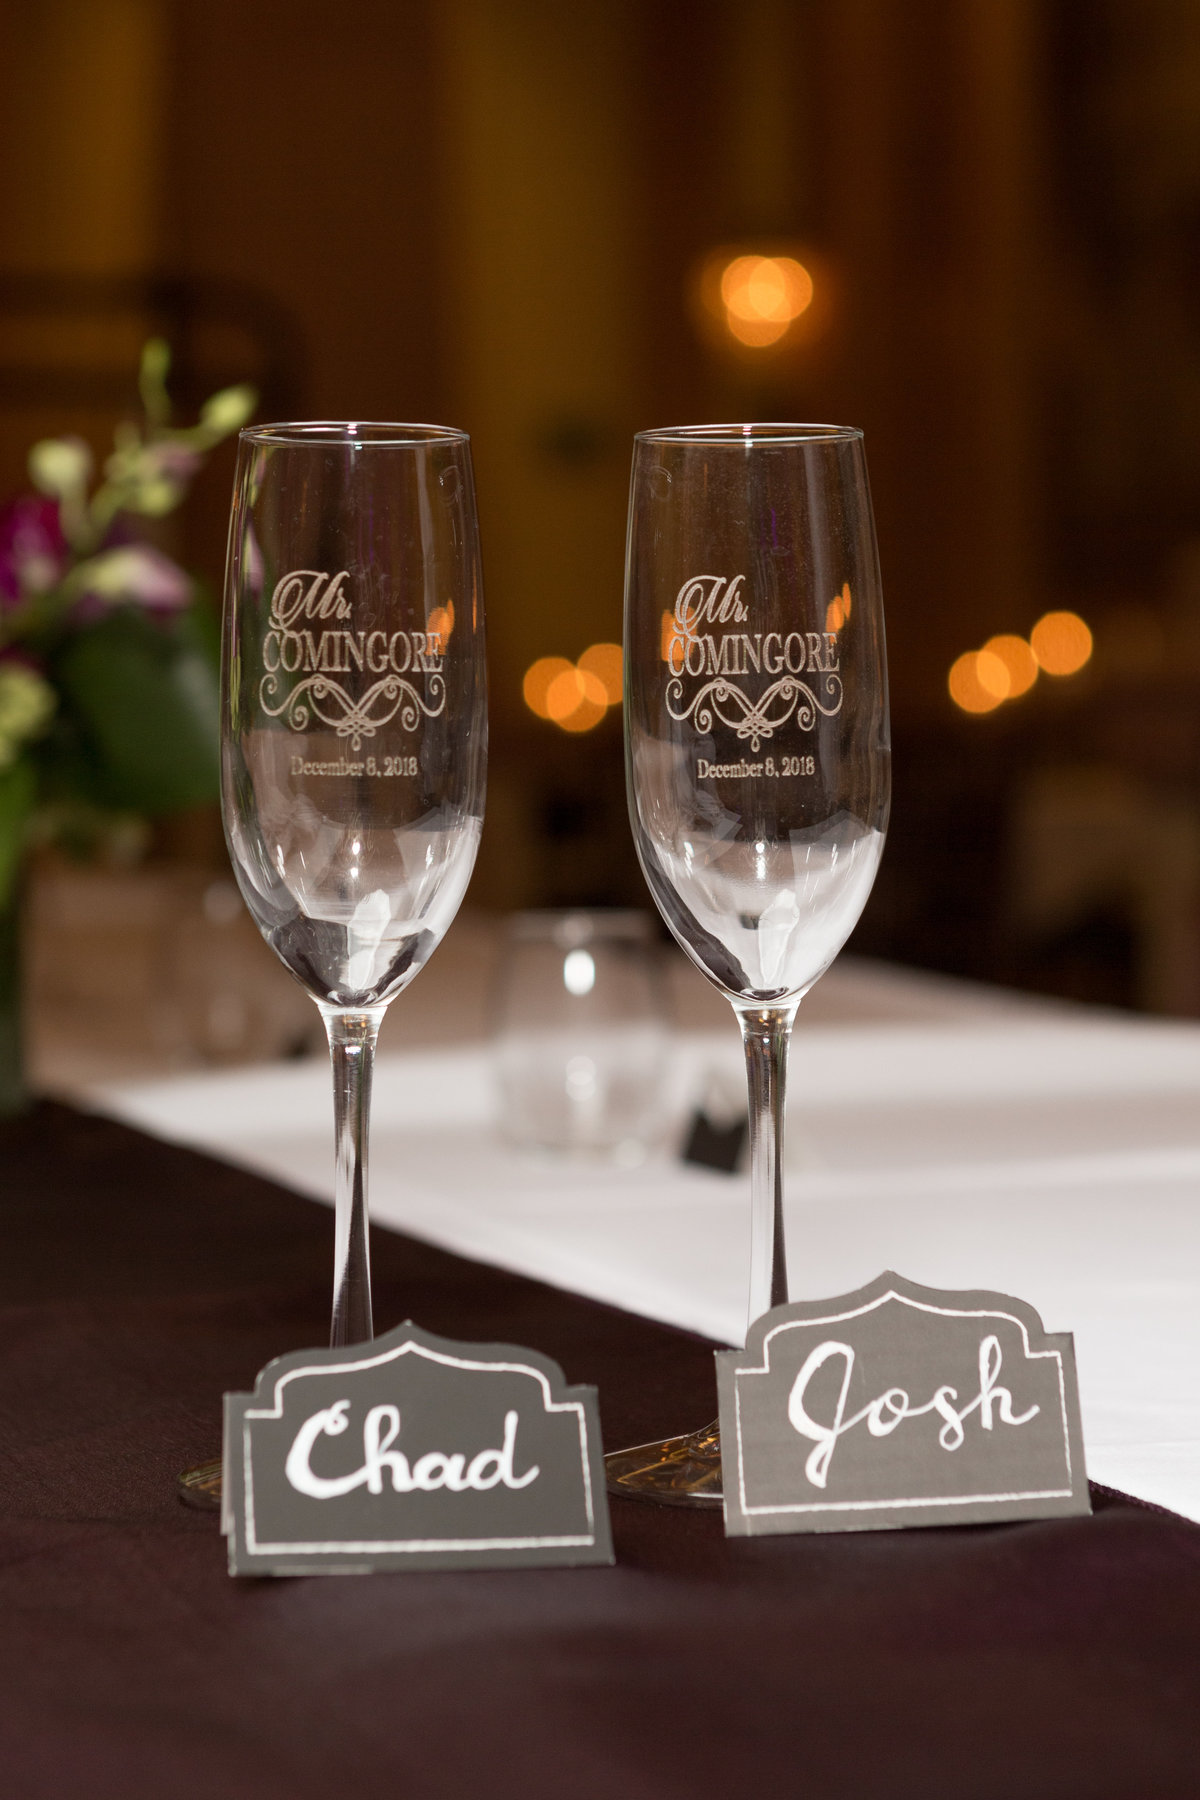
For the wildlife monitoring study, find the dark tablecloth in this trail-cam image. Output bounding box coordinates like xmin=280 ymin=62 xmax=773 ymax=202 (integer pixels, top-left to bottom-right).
xmin=2 ymin=1099 xmax=1200 ymax=1799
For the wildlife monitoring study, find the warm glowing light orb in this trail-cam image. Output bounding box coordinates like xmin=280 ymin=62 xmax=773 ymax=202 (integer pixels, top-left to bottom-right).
xmin=974 ymin=649 xmax=1011 ymax=701
xmin=546 ymin=666 xmax=608 ymax=732
xmin=1030 ymin=610 xmax=1092 ymax=676
xmin=523 ymin=656 xmax=574 ymax=720
xmin=577 ymin=642 xmax=623 ymax=704
xmin=525 ymin=645 xmax=623 ymax=732
xmin=718 ymin=254 xmax=813 ymax=347
xmin=982 ymin=633 xmax=1038 ymax=699
xmin=948 ymin=651 xmax=1005 ymax=714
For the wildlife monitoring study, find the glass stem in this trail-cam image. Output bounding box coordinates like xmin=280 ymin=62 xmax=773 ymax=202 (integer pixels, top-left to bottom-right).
xmin=320 ymin=1004 xmax=385 ymax=1347
xmin=735 ymin=1002 xmax=798 ymax=1337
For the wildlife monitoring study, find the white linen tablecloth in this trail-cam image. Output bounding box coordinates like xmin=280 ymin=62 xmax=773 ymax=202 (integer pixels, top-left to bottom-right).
xmin=89 ymin=957 xmax=1200 ymax=1524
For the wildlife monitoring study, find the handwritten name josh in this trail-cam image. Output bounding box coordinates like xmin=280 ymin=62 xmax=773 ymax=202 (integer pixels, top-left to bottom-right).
xmin=787 ymin=1334 xmax=1039 ymax=1488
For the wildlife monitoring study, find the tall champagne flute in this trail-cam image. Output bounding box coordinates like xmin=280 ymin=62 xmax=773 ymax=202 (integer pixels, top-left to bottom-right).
xmin=222 ymin=422 xmax=486 ymax=1345
xmin=606 ymin=423 xmax=889 ymax=1505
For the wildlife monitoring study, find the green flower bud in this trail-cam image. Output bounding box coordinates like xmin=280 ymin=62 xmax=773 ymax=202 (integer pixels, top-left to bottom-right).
xmin=198 ymin=385 xmax=257 ymax=439
xmin=29 ymin=436 xmax=93 ymax=500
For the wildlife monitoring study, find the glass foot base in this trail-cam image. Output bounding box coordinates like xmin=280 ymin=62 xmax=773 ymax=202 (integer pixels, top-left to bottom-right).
xmin=178 ymin=1457 xmax=223 ymax=1511
xmin=604 ymin=1419 xmax=723 ymax=1507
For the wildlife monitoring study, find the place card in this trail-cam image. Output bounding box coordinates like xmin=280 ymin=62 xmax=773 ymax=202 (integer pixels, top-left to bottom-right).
xmin=716 ymin=1271 xmax=1089 ymax=1536
xmin=222 ymin=1321 xmax=614 ymax=1575
xmin=681 ymin=1073 xmax=748 ymax=1175
xmin=681 ymin=1103 xmax=747 ymax=1174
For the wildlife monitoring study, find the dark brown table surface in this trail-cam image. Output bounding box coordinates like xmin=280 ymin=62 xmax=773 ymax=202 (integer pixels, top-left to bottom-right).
xmin=3 ymin=1098 xmax=1200 ymax=1799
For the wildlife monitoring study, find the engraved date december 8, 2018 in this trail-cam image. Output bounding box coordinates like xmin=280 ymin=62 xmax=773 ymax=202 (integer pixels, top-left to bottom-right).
xmin=696 ymin=754 xmax=815 ymax=779
xmin=289 ymin=753 xmax=418 ymax=778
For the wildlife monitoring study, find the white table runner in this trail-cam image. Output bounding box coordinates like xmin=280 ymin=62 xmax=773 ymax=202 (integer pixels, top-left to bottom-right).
xmin=91 ymin=962 xmax=1200 ymax=1524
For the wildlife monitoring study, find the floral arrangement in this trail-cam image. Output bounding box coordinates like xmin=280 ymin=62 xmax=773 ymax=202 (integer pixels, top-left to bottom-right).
xmin=0 ymin=341 xmax=255 ymax=909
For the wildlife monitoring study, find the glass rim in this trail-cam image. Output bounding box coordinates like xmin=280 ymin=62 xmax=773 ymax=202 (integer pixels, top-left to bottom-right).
xmin=634 ymin=421 xmax=862 ymax=447
xmin=238 ymin=420 xmax=470 ymax=448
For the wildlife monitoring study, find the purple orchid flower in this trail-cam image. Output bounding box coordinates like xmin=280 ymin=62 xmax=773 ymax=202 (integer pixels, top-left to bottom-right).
xmin=0 ymin=495 xmax=68 ymax=609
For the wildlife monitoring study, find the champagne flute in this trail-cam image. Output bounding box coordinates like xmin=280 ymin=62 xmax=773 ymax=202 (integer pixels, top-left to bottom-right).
xmin=222 ymin=421 xmax=486 ymax=1345
xmin=606 ymin=423 xmax=889 ymax=1505
xmin=180 ymin=421 xmax=485 ymax=1509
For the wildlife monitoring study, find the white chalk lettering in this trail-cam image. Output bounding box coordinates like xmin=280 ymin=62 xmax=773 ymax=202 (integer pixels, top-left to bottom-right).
xmin=786 ymin=1333 xmax=1040 ymax=1489
xmin=284 ymin=1401 xmax=540 ymax=1500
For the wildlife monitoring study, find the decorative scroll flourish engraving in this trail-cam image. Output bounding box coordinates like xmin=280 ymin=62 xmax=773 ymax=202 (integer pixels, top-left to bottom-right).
xmin=666 ymin=672 xmax=842 ymax=753
xmin=259 ymin=671 xmax=445 ymax=752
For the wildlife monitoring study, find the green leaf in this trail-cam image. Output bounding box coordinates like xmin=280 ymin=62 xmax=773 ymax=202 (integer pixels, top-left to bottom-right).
xmin=54 ymin=608 xmax=220 ymax=815
xmin=0 ymin=757 xmax=35 ymax=907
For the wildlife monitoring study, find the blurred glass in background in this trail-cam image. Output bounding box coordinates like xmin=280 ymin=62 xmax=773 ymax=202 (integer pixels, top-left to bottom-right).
xmin=494 ymin=911 xmax=669 ymax=1159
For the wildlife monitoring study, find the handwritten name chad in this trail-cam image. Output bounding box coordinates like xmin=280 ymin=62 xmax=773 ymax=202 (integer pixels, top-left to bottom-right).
xmin=284 ymin=1400 xmax=540 ymax=1500
xmin=787 ymin=1334 xmax=1039 ymax=1488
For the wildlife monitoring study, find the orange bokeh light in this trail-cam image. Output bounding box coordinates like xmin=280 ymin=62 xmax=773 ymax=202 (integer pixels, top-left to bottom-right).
xmin=577 ymin=641 xmax=623 ymax=704
xmin=949 ymin=651 xmax=1005 ymax=714
xmin=693 ymin=242 xmax=832 ymax=358
xmin=546 ymin=666 xmax=608 ymax=732
xmin=524 ymin=646 xmax=623 ymax=733
xmin=718 ymin=255 xmax=813 ymax=347
xmin=975 ymin=649 xmax=1011 ymax=701
xmin=982 ymin=633 xmax=1038 ymax=699
xmin=1030 ymin=611 xmax=1092 ymax=677
xmin=523 ymin=656 xmax=574 ymax=720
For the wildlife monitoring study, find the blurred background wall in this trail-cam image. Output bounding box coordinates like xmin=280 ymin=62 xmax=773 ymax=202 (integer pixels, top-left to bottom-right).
xmin=5 ymin=0 xmax=1200 ymax=1021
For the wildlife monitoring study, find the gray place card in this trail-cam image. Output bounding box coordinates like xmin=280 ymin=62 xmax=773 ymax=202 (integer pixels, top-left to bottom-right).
xmin=222 ymin=1321 xmax=614 ymax=1575
xmin=717 ymin=1271 xmax=1089 ymax=1536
